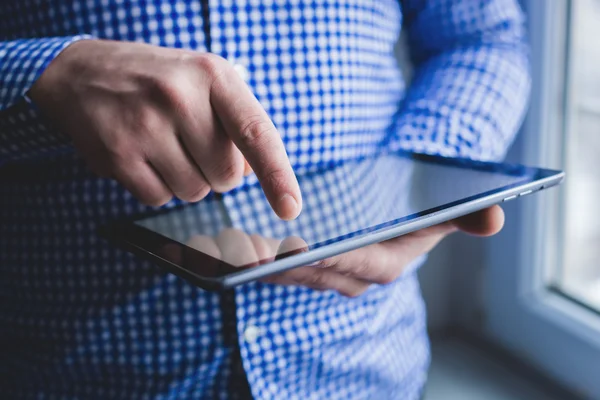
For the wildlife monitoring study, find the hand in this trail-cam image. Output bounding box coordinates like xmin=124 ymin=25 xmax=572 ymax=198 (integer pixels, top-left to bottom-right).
xmin=183 ymin=206 xmax=504 ymax=297
xmin=262 ymin=205 xmax=505 ymax=297
xmin=29 ymin=40 xmax=302 ymax=220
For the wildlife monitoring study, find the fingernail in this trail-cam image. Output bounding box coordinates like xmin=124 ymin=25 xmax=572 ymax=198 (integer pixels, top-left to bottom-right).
xmin=277 ymin=193 xmax=300 ymax=220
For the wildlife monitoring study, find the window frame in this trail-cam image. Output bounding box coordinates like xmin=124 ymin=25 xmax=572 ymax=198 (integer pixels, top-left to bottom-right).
xmin=484 ymin=0 xmax=600 ymax=398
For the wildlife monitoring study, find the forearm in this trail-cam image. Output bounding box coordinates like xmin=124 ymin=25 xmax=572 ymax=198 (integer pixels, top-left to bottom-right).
xmin=390 ymin=44 xmax=530 ymax=161
xmin=394 ymin=0 xmax=531 ymax=161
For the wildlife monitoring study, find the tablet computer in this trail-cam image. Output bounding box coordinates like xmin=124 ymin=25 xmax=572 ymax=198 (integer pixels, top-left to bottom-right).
xmin=99 ymin=151 xmax=564 ymax=290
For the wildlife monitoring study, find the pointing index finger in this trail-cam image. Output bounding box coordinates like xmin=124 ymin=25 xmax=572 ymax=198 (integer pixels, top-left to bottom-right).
xmin=209 ymin=65 xmax=302 ymax=220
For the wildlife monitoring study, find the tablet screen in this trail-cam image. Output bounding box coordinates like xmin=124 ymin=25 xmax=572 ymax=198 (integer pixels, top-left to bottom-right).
xmin=132 ymin=152 xmax=542 ymax=270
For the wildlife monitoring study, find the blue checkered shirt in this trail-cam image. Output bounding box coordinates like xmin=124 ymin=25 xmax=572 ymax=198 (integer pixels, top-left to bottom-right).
xmin=0 ymin=1 xmax=530 ymax=399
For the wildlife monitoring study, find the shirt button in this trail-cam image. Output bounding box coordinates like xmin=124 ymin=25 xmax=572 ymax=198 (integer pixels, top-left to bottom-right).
xmin=243 ymin=325 xmax=261 ymax=343
xmin=233 ymin=63 xmax=250 ymax=82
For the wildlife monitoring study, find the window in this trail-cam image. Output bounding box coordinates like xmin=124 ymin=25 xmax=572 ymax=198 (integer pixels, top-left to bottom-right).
xmin=555 ymin=0 xmax=600 ymax=311
xmin=484 ymin=1 xmax=600 ymax=398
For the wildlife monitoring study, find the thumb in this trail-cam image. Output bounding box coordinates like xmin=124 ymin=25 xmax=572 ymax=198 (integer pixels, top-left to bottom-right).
xmin=453 ymin=205 xmax=505 ymax=237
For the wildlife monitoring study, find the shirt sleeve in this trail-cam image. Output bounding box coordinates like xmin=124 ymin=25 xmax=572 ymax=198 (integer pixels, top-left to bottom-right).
xmin=0 ymin=36 xmax=92 ymax=165
xmin=391 ymin=0 xmax=531 ymax=161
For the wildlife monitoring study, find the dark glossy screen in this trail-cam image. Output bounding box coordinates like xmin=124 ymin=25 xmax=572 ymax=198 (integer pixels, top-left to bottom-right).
xmin=133 ymin=153 xmax=544 ymax=269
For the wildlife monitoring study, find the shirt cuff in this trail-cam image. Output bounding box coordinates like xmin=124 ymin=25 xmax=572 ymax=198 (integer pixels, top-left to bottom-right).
xmin=0 ymin=35 xmax=94 ymax=164
xmin=0 ymin=35 xmax=93 ymax=110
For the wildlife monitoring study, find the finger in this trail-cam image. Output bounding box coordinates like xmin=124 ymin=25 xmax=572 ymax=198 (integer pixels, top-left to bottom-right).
xmin=178 ymin=107 xmax=245 ymax=193
xmin=406 ymin=221 xmax=458 ymax=239
xmin=452 ymin=205 xmax=505 ymax=237
xmin=318 ymin=223 xmax=453 ymax=285
xmin=215 ymin=228 xmax=259 ymax=267
xmin=316 ymin=246 xmax=394 ymax=285
xmin=209 ymin=66 xmax=302 ymax=220
xmin=249 ymin=234 xmax=280 ymax=263
xmin=187 ymin=235 xmax=222 ymax=259
xmin=148 ymin=134 xmax=211 ymax=203
xmin=265 ymin=266 xmax=371 ymax=298
xmin=277 ymin=236 xmax=309 ymax=258
xmin=113 ymin=160 xmax=173 ymax=206
xmin=308 ymin=208 xmax=500 ymax=286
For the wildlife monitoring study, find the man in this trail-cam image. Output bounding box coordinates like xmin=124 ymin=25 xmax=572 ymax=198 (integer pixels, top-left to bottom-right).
xmin=0 ymin=0 xmax=529 ymax=398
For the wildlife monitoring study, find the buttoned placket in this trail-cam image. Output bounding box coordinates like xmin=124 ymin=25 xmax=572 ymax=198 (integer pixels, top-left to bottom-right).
xmin=199 ymin=2 xmax=257 ymax=398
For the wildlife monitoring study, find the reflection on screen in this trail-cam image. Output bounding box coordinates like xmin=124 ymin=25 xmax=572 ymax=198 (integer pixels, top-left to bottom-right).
xmin=136 ymin=153 xmax=534 ymax=267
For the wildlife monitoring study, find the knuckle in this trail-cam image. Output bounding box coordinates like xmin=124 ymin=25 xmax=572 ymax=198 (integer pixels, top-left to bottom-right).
xmin=351 ymin=263 xmax=371 ymax=279
xmin=316 ymin=257 xmax=334 ymax=270
xmin=161 ymin=164 xmax=209 ymax=202
xmin=105 ymin=139 xmax=134 ymax=165
xmin=322 ymin=259 xmax=345 ymax=277
xmin=194 ymin=53 xmax=228 ymax=82
xmin=121 ymin=177 xmax=172 ymax=207
xmin=373 ymin=252 xmax=399 ymax=284
xmin=177 ymin=182 xmax=211 ymax=202
xmin=131 ymin=105 xmax=167 ymax=138
xmin=110 ymin=161 xmax=173 ymax=207
xmin=208 ymin=159 xmax=244 ymax=192
xmin=342 ymin=286 xmax=369 ymax=298
xmin=375 ymin=270 xmax=399 ymax=285
xmin=143 ymin=192 xmax=172 ymax=207
xmin=261 ymin=167 xmax=289 ymax=195
xmin=142 ymin=72 xmax=175 ymax=98
xmin=337 ymin=253 xmax=369 ymax=278
xmin=304 ymin=270 xmax=327 ymax=289
xmin=237 ymin=117 xmax=274 ymax=149
xmin=141 ymin=71 xmax=190 ymax=113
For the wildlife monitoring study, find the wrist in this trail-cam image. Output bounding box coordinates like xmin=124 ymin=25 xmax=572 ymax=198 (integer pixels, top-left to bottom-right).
xmin=28 ymin=39 xmax=96 ymax=105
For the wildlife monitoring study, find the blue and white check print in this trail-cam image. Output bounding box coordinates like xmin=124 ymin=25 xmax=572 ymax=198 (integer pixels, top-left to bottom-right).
xmin=0 ymin=1 xmax=530 ymax=399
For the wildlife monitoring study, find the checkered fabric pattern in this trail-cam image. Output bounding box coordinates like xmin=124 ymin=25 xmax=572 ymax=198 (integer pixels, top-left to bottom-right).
xmin=0 ymin=1 xmax=530 ymax=399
